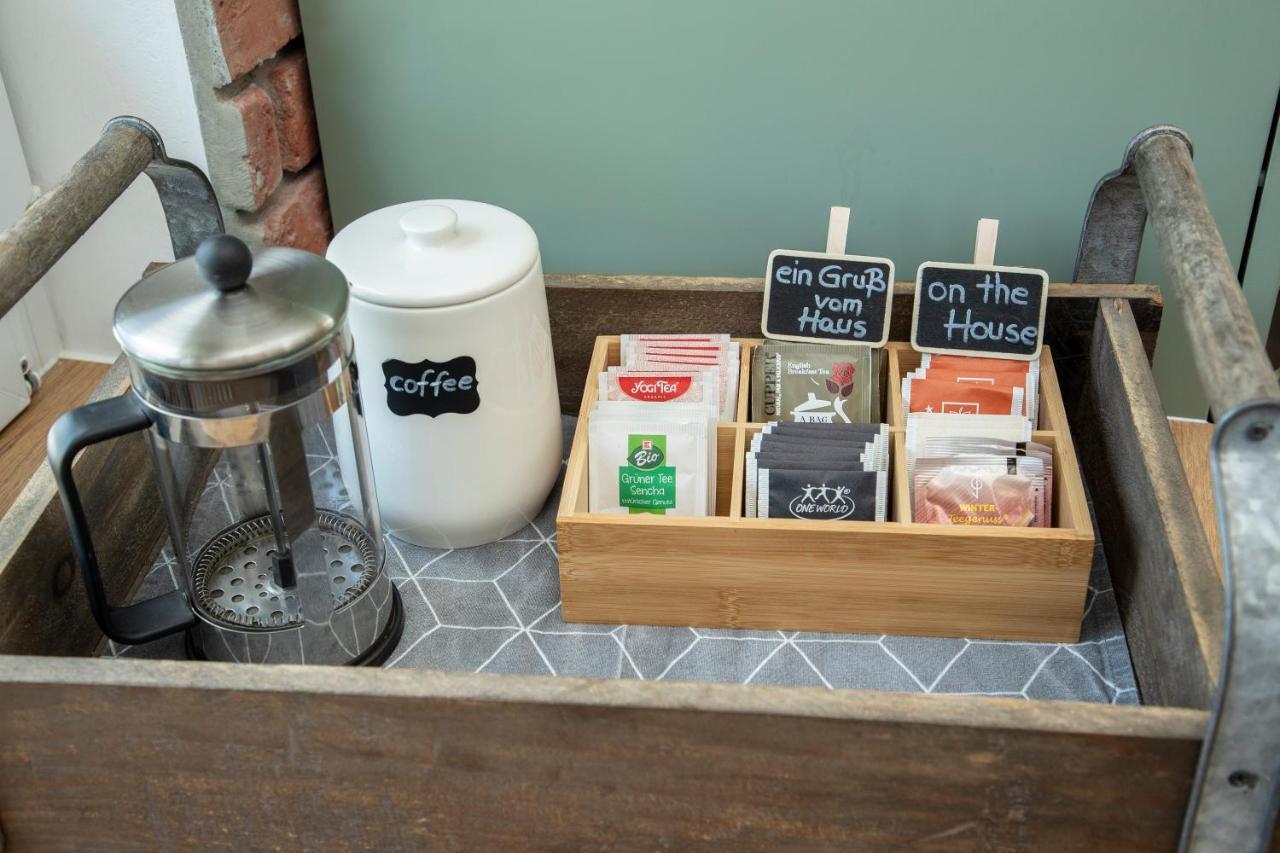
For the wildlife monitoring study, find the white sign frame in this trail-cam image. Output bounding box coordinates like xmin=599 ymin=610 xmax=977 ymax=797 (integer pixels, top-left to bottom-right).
xmin=761 ymin=248 xmax=896 ymax=348
xmin=910 ymin=260 xmax=1049 ymax=361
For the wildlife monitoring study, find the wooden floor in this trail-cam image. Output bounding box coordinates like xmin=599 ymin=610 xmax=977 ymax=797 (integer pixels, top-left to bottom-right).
xmin=0 ymin=360 xmax=111 ymax=517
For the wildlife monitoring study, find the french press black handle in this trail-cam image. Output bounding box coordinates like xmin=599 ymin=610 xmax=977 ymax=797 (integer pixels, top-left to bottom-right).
xmin=47 ymin=393 xmax=196 ymax=644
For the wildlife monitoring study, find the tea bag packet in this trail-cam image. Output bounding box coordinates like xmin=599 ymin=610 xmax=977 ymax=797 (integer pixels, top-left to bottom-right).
xmin=724 ymin=342 xmax=741 ymax=420
xmin=744 ymin=422 xmax=889 ymax=518
xmin=761 ymin=421 xmax=890 ymax=439
xmin=750 ymin=341 xmax=880 ymax=424
xmin=599 ymin=367 xmax=719 ymax=413
xmin=904 ymin=349 xmax=1050 ymax=522
xmin=913 ymin=456 xmax=1047 ymax=527
xmin=621 ymin=333 xmax=731 ymax=361
xmin=905 ymin=369 xmax=1036 ymax=424
xmin=902 ymin=375 xmax=1025 ymax=418
xmin=921 ymin=437 xmax=1054 ymax=514
xmin=756 ymin=468 xmax=887 ymax=522
xmin=746 ymin=453 xmax=883 ymax=516
xmin=591 ymin=399 xmax=717 ymax=514
xmin=751 ymin=453 xmax=877 ymax=469
xmin=752 ymin=341 xmax=879 ymax=423
xmin=913 ymin=463 xmax=1037 ymax=527
xmin=911 ymin=354 xmax=1040 ymax=425
xmin=588 ymin=414 xmax=709 ymax=516
xmin=915 ymin=454 xmax=1045 ymax=509
xmin=622 ymin=334 xmax=739 ymax=421
xmin=749 ymin=432 xmax=887 ymax=472
xmin=750 ymin=425 xmax=888 ymax=470
xmin=750 ymin=344 xmax=775 ymax=421
xmin=905 ymin=413 xmax=1032 ymax=481
xmin=752 ymin=422 xmax=886 ymax=445
xmin=754 ymin=423 xmax=889 ymax=465
xmin=921 ymin=353 xmax=1041 ymax=379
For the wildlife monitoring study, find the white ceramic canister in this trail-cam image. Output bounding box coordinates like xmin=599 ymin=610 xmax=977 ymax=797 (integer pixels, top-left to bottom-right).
xmin=326 ymin=200 xmax=561 ymax=548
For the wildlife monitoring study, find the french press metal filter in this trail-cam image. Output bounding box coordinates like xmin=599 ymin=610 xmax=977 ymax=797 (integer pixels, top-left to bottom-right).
xmin=49 ymin=235 xmax=403 ymax=664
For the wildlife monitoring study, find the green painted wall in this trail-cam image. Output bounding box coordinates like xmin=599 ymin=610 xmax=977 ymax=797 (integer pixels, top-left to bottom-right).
xmin=1242 ymin=120 xmax=1280 ymax=360
xmin=301 ymin=0 xmax=1280 ymax=416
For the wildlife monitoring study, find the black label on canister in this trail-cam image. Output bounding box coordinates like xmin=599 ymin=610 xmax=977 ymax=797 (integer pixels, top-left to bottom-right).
xmin=382 ymin=356 xmax=480 ymax=417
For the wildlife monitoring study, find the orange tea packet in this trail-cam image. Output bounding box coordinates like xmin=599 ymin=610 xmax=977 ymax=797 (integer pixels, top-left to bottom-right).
xmin=908 ymin=363 xmax=1038 ymax=425
xmin=903 ymin=376 xmax=1024 ymax=417
xmin=920 ymin=354 xmax=1039 ymax=375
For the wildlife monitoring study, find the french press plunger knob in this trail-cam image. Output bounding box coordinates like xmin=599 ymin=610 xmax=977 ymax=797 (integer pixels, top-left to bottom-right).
xmin=194 ymin=233 xmax=254 ymax=292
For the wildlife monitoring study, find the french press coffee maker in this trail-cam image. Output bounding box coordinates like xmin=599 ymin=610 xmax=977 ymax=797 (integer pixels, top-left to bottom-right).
xmin=49 ymin=235 xmax=403 ymax=665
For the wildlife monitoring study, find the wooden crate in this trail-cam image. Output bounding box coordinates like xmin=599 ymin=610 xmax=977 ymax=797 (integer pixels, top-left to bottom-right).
xmin=557 ymin=337 xmax=1094 ymax=641
xmin=3 ymin=277 xmax=1242 ymax=851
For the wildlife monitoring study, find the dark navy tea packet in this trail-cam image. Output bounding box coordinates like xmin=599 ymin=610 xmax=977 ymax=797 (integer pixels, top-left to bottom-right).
xmin=756 ymin=468 xmax=887 ymax=522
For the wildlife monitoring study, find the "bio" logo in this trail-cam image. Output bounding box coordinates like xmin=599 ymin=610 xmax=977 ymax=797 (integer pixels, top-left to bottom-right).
xmin=627 ymin=439 xmax=665 ymax=470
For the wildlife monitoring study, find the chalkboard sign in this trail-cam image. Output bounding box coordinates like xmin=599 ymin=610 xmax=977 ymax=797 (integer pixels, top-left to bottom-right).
xmin=762 ymin=250 xmax=895 ymax=347
xmin=910 ymin=262 xmax=1049 ymax=360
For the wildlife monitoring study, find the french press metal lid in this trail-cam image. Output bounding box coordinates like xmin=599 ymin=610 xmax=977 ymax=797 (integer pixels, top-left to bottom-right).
xmin=49 ymin=235 xmax=402 ymax=665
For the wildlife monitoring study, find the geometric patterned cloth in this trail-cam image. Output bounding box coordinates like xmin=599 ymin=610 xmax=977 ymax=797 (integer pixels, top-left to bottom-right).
xmin=108 ymin=417 xmax=1139 ymax=705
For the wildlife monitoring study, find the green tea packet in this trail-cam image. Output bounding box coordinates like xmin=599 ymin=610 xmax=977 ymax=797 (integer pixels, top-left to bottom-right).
xmin=750 ymin=342 xmax=880 ymax=423
xmin=589 ymin=400 xmax=718 ymax=515
xmin=588 ymin=417 xmax=708 ymax=516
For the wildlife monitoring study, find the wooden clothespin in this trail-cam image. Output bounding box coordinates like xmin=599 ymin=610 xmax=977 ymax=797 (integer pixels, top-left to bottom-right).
xmin=972 ymin=218 xmax=999 ymax=265
xmin=826 ymin=205 xmax=851 ymax=255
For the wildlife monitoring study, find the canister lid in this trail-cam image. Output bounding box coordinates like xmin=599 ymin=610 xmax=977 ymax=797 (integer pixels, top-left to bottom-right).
xmin=326 ymin=200 xmax=539 ymax=309
xmin=114 ymin=235 xmax=349 ymax=379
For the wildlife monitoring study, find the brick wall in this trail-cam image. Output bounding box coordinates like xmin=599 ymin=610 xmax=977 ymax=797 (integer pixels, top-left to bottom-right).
xmin=176 ymin=0 xmax=332 ymax=254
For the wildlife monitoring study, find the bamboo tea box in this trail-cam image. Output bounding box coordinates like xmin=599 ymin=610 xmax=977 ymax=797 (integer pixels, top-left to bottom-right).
xmin=557 ymin=336 xmax=1094 ymax=642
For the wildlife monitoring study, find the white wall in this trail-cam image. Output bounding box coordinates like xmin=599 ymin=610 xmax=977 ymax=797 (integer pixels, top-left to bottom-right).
xmin=0 ymin=67 xmax=62 ymax=373
xmin=0 ymin=67 xmax=48 ymax=428
xmin=0 ymin=0 xmax=207 ymax=362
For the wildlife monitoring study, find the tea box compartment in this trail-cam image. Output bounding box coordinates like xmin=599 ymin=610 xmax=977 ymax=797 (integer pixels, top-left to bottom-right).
xmin=557 ymin=336 xmax=1095 ymax=642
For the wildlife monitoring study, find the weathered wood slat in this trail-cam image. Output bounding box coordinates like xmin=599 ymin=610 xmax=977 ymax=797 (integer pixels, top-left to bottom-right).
xmin=1135 ymin=134 xmax=1280 ymax=416
xmin=0 ymin=123 xmax=154 ymax=321
xmin=1074 ymin=298 xmax=1223 ymax=709
xmin=1168 ymin=417 xmax=1222 ymax=576
xmin=0 ymin=655 xmax=1207 ymax=851
xmin=545 ymin=276 xmax=1163 ymax=414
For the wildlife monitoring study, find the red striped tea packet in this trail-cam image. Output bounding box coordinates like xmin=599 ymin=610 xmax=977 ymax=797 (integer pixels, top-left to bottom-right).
xmin=599 ymin=367 xmax=719 ymax=411
xmin=620 ymin=334 xmax=739 ymax=421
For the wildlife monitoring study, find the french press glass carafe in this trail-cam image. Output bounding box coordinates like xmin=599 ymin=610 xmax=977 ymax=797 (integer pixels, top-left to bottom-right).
xmin=49 ymin=235 xmax=403 ymax=665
